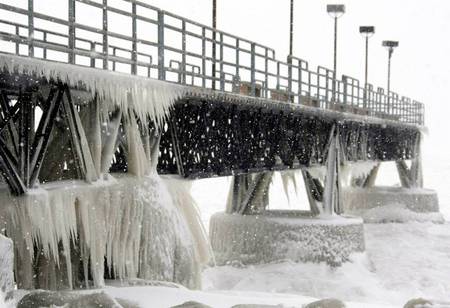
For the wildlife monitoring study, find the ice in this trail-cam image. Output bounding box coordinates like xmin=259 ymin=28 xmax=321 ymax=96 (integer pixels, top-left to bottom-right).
xmin=340 ymin=161 xmax=379 ymax=187
xmin=0 ymin=174 xmax=211 ymax=290
xmin=0 ymin=54 xmax=187 ymax=125
xmin=0 ymin=234 xmax=13 ymax=293
xmin=361 ymin=203 xmax=444 ymax=223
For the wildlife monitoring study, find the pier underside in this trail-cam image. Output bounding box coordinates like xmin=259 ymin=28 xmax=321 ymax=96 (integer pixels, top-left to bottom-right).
xmin=160 ymin=96 xmax=420 ymax=178
xmin=0 ymin=70 xmax=421 ymax=196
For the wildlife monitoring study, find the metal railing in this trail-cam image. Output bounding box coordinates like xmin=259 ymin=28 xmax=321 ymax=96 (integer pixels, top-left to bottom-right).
xmin=0 ymin=0 xmax=424 ymax=125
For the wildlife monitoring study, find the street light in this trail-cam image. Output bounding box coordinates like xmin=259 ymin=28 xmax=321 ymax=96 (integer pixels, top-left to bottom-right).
xmin=360 ymin=26 xmax=375 ymax=108
xmin=327 ymin=4 xmax=345 ymax=102
xmin=382 ymin=40 xmax=399 ymax=112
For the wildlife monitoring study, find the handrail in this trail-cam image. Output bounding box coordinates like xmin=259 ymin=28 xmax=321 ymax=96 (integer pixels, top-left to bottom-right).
xmin=0 ymin=0 xmax=424 ymax=125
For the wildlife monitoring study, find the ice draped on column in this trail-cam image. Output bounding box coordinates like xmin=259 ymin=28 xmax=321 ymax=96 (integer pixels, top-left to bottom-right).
xmin=0 ymin=54 xmax=212 ymax=290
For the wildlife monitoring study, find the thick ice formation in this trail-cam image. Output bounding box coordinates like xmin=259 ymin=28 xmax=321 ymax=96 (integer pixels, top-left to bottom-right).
xmin=0 ymin=54 xmax=187 ymax=125
xmin=0 ymin=174 xmax=211 ymax=290
xmin=0 ymin=234 xmax=13 ymax=293
xmin=361 ymin=204 xmax=444 ymax=223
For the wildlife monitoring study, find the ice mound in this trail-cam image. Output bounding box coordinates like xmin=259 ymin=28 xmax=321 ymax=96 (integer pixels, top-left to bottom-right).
xmin=0 ymin=174 xmax=211 ymax=290
xmin=362 ymin=204 xmax=444 ymax=224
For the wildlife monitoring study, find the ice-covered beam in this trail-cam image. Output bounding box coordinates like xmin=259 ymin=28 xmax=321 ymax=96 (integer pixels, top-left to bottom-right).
xmin=0 ymin=54 xmax=187 ymax=125
xmin=0 ymin=174 xmax=211 ymax=290
xmin=159 ymin=97 xmax=421 ymax=179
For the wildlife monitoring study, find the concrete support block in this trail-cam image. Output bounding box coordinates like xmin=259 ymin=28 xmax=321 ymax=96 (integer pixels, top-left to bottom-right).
xmin=210 ymin=211 xmax=365 ymax=266
xmin=342 ymin=186 xmax=440 ymax=214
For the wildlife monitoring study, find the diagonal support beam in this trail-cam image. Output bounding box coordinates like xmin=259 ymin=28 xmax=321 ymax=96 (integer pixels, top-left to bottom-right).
xmin=0 ymin=137 xmax=26 ymax=195
xmin=0 ymin=91 xmax=21 ymax=157
xmin=302 ymin=170 xmax=322 ymax=216
xmin=239 ymin=172 xmax=273 ymax=214
xmin=29 ymin=87 xmax=63 ymax=186
xmin=61 ymin=85 xmax=98 ymax=183
xmin=323 ymin=125 xmax=343 ymax=216
xmin=396 ymin=160 xmax=412 ymax=188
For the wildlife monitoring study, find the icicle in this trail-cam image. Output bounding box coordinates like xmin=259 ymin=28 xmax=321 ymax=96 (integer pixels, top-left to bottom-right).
xmin=125 ymin=115 xmax=150 ymax=177
xmin=280 ymin=171 xmax=299 ymax=205
xmin=0 ymin=173 xmax=207 ymax=290
xmin=0 ymin=54 xmax=187 ymax=126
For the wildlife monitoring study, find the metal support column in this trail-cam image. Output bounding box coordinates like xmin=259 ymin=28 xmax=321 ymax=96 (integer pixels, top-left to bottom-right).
xmin=157 ymin=11 xmax=165 ymax=80
xmin=68 ymin=0 xmax=75 ymax=64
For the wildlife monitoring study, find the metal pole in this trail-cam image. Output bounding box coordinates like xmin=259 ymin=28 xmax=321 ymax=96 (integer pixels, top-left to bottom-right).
xmin=364 ymin=36 xmax=369 ymax=88
xmin=332 ymin=16 xmax=337 ymax=102
xmin=287 ymin=0 xmax=294 ymax=101
xmin=212 ymin=0 xmax=217 ymax=90
xmin=102 ymin=0 xmax=108 ymax=69
xmin=289 ymin=0 xmax=294 ymax=57
xmin=28 ymin=0 xmax=34 ymax=57
xmin=387 ymin=47 xmax=392 ymax=113
xmin=68 ymin=0 xmax=75 ymax=64
xmin=363 ymin=35 xmax=369 ymax=108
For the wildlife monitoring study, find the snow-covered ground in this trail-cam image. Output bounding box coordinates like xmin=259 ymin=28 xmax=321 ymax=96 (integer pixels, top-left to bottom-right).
xmin=189 ymin=152 xmax=450 ymax=307
xmin=202 ymin=222 xmax=450 ymax=306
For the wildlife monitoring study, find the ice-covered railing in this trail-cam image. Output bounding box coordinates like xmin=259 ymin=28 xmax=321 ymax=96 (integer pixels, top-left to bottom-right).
xmin=0 ymin=0 xmax=424 ymax=125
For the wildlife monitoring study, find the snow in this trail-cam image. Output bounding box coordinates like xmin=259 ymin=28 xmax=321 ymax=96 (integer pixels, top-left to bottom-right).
xmin=188 ymin=157 xmax=450 ymax=308
xmin=0 ymin=54 xmax=187 ymax=125
xmin=203 ymin=222 xmax=450 ymax=307
xmin=0 ymin=235 xmax=13 ymax=293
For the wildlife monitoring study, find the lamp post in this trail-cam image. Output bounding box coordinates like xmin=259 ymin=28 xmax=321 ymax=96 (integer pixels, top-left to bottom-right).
xmin=327 ymin=4 xmax=345 ymax=103
xmin=382 ymin=40 xmax=399 ymax=113
xmin=289 ymin=0 xmax=294 ymax=57
xmin=212 ymin=0 xmax=217 ymax=90
xmin=359 ymin=26 xmax=375 ymax=108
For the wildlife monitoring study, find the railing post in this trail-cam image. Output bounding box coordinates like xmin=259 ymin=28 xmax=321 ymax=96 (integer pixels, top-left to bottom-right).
xmin=298 ymin=60 xmax=302 ymax=104
xmin=342 ymin=75 xmax=348 ymax=106
xmin=112 ymin=47 xmax=116 ymax=71
xmin=220 ymin=72 xmax=225 ymax=91
xmin=90 ymin=42 xmax=95 ymax=67
xmin=181 ymin=20 xmax=186 ymax=84
xmin=421 ymin=104 xmax=425 ymax=125
xmin=131 ymin=1 xmax=137 ymax=75
xmin=250 ymin=43 xmax=256 ymax=96
xmin=219 ymin=33 xmax=224 ymax=90
xmin=235 ymin=39 xmax=239 ymax=78
xmin=201 ymin=27 xmax=206 ymax=88
xmin=264 ymin=49 xmax=269 ymax=98
xmin=276 ymin=62 xmax=281 ymax=91
xmin=28 ymin=0 xmax=34 ymax=57
xmin=68 ymin=0 xmax=75 ymax=64
xmin=157 ymin=11 xmax=165 ymax=80
xmin=102 ymin=0 xmax=108 ymax=69
xmin=15 ymin=26 xmax=20 ymax=55
xmin=288 ymin=56 xmax=292 ymax=102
